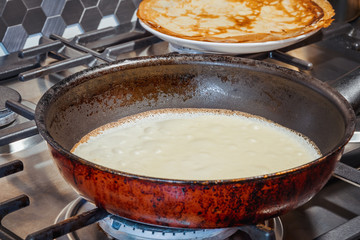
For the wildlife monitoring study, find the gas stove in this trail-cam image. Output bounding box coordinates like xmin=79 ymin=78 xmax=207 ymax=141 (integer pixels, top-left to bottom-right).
xmin=1 ymin=1 xmax=360 ymax=240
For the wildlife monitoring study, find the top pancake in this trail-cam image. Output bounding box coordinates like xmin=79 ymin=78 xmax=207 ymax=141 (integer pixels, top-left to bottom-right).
xmin=137 ymin=0 xmax=335 ymax=43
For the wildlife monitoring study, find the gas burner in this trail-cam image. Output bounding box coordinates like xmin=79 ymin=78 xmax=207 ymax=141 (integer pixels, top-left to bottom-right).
xmin=56 ymin=198 xmax=283 ymax=240
xmin=99 ymin=215 xmax=238 ymax=240
xmin=0 ymin=86 xmax=21 ymax=128
xmin=0 ymin=100 xmax=42 ymax=154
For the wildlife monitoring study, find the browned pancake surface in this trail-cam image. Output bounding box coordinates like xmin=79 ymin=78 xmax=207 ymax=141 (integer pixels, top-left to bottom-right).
xmin=137 ymin=0 xmax=334 ymax=43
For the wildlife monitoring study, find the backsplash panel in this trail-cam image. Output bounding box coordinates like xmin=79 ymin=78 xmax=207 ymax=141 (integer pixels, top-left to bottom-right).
xmin=0 ymin=0 xmax=140 ymax=55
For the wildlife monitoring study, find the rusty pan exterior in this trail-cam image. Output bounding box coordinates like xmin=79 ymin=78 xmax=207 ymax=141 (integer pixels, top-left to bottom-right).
xmin=35 ymin=55 xmax=356 ymax=228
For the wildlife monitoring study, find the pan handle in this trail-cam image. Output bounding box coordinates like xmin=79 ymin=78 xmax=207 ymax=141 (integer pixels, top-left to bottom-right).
xmin=330 ymin=67 xmax=360 ymax=114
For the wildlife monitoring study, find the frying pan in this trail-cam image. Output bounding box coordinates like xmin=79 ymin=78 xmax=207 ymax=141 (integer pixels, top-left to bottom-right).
xmin=35 ymin=55 xmax=357 ymax=228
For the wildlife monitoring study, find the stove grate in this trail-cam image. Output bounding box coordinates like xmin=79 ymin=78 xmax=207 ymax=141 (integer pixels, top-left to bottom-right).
xmin=0 ymin=16 xmax=359 ymax=240
xmin=0 ymin=159 xmax=28 ymax=240
xmin=26 ymin=207 xmax=109 ymax=240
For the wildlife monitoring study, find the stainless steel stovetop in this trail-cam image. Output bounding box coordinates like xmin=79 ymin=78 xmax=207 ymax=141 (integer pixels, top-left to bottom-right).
xmin=0 ymin=15 xmax=360 ymax=240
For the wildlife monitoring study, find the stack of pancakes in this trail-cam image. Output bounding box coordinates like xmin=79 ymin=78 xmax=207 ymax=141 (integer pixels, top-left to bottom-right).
xmin=137 ymin=0 xmax=335 ymax=43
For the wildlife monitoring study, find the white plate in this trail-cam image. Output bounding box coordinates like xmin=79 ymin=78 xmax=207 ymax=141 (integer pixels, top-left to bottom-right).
xmin=139 ymin=19 xmax=319 ymax=54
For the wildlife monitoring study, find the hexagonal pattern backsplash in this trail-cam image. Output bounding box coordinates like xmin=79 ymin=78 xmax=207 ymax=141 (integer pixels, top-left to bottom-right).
xmin=0 ymin=0 xmax=139 ymax=54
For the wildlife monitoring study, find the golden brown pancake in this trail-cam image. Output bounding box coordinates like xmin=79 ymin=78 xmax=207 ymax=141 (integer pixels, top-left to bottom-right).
xmin=137 ymin=0 xmax=334 ymax=43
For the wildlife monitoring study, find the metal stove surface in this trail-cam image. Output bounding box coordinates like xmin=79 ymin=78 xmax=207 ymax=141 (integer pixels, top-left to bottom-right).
xmin=0 ymin=19 xmax=360 ymax=240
